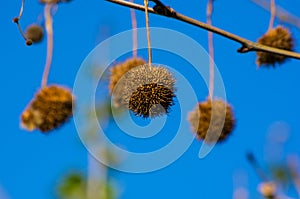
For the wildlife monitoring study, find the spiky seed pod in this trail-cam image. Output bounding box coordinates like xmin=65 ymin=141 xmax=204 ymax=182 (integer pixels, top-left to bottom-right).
xmin=115 ymin=64 xmax=176 ymax=118
xmin=188 ymin=99 xmax=235 ymax=143
xmin=129 ymin=83 xmax=175 ymax=118
xmin=20 ymin=85 xmax=74 ymax=133
xmin=25 ymin=24 xmax=44 ymax=43
xmin=109 ymin=57 xmax=146 ymax=107
xmin=256 ymin=26 xmax=294 ymax=67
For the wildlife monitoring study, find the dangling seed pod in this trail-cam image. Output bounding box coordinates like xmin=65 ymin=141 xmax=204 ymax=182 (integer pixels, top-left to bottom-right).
xmin=256 ymin=26 xmax=294 ymax=67
xmin=20 ymin=85 xmax=74 ymax=133
xmin=115 ymin=64 xmax=176 ymax=118
xmin=109 ymin=57 xmax=146 ymax=107
xmin=188 ymin=99 xmax=235 ymax=143
xmin=25 ymin=24 xmax=44 ymax=44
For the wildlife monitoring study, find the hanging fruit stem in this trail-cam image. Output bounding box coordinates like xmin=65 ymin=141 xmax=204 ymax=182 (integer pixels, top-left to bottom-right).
xmin=41 ymin=3 xmax=54 ymax=87
xmin=144 ymin=0 xmax=152 ymax=65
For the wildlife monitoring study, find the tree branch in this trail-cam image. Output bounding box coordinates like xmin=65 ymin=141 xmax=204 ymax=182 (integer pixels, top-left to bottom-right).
xmin=105 ymin=0 xmax=300 ymax=60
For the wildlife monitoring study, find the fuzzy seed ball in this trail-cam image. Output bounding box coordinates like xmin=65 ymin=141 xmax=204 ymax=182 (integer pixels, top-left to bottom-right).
xmin=20 ymin=85 xmax=74 ymax=133
xmin=109 ymin=57 xmax=146 ymax=107
xmin=188 ymin=99 xmax=235 ymax=143
xmin=256 ymin=26 xmax=294 ymax=67
xmin=115 ymin=64 xmax=176 ymax=118
xmin=26 ymin=24 xmax=44 ymax=43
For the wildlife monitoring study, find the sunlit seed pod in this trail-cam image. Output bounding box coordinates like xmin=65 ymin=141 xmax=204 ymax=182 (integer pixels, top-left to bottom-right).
xmin=20 ymin=85 xmax=74 ymax=133
xmin=25 ymin=24 xmax=44 ymax=43
xmin=188 ymin=99 xmax=235 ymax=143
xmin=256 ymin=26 xmax=294 ymax=67
xmin=109 ymin=57 xmax=146 ymax=107
xmin=258 ymin=182 xmax=276 ymax=198
xmin=115 ymin=64 xmax=176 ymax=118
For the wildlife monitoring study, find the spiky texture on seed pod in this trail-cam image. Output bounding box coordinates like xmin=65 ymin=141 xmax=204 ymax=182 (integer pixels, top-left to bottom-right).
xmin=256 ymin=26 xmax=294 ymax=67
xmin=116 ymin=64 xmax=176 ymax=118
xmin=109 ymin=57 xmax=146 ymax=107
xmin=21 ymin=85 xmax=74 ymax=133
xmin=26 ymin=24 xmax=44 ymax=43
xmin=188 ymin=99 xmax=235 ymax=143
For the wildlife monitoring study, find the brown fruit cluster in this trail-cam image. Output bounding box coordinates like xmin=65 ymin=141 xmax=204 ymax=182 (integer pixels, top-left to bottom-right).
xmin=21 ymin=85 xmax=74 ymax=133
xmin=109 ymin=57 xmax=146 ymax=107
xmin=115 ymin=64 xmax=176 ymax=118
xmin=25 ymin=24 xmax=44 ymax=45
xmin=256 ymin=26 xmax=294 ymax=67
xmin=188 ymin=99 xmax=235 ymax=143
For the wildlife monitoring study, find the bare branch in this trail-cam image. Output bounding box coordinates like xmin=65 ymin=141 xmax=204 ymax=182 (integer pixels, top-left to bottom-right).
xmin=105 ymin=0 xmax=300 ymax=60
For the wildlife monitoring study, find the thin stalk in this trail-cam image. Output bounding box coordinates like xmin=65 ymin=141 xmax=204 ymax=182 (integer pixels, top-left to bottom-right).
xmin=207 ymin=0 xmax=214 ymax=99
xmin=251 ymin=0 xmax=300 ymax=29
xmin=144 ymin=0 xmax=152 ymax=65
xmin=287 ymin=155 xmax=300 ymax=198
xmin=246 ymin=152 xmax=269 ymax=182
xmin=268 ymin=0 xmax=276 ymax=31
xmin=41 ymin=3 xmax=54 ymax=87
xmin=130 ymin=0 xmax=138 ymax=58
xmin=13 ymin=0 xmax=27 ymax=41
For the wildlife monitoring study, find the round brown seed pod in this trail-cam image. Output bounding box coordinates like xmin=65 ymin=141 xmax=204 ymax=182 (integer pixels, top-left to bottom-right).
xmin=20 ymin=85 xmax=74 ymax=133
xmin=256 ymin=26 xmax=294 ymax=67
xmin=115 ymin=64 xmax=176 ymax=118
xmin=188 ymin=99 xmax=235 ymax=143
xmin=25 ymin=24 xmax=44 ymax=43
xmin=109 ymin=57 xmax=146 ymax=107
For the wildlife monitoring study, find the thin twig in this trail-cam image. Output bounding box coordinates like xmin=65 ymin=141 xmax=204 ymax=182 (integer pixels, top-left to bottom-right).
xmin=287 ymin=155 xmax=300 ymax=198
xmin=252 ymin=0 xmax=300 ymax=29
xmin=246 ymin=152 xmax=269 ymax=182
xmin=268 ymin=0 xmax=276 ymax=31
xmin=41 ymin=3 xmax=54 ymax=87
xmin=207 ymin=0 xmax=214 ymax=99
xmin=130 ymin=0 xmax=138 ymax=58
xmin=144 ymin=0 xmax=152 ymax=65
xmin=13 ymin=0 xmax=28 ymax=42
xmin=18 ymin=0 xmax=25 ymax=19
xmin=105 ymin=0 xmax=300 ymax=60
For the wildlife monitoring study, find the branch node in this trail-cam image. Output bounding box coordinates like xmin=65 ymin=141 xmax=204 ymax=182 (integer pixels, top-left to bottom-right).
xmin=237 ymin=44 xmax=254 ymax=53
xmin=151 ymin=0 xmax=176 ymax=17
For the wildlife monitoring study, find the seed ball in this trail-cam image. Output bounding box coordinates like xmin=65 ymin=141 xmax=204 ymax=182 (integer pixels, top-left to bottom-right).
xmin=20 ymin=85 xmax=74 ymax=133
xmin=25 ymin=24 xmax=44 ymax=43
xmin=256 ymin=26 xmax=294 ymax=67
xmin=116 ymin=64 xmax=176 ymax=118
xmin=188 ymin=99 xmax=235 ymax=143
xmin=109 ymin=57 xmax=146 ymax=107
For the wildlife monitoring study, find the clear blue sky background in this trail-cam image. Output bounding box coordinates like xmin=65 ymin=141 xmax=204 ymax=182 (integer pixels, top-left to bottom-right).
xmin=1 ymin=0 xmax=300 ymax=198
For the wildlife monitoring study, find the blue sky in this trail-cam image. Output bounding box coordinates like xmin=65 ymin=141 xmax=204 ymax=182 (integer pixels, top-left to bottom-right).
xmin=1 ymin=0 xmax=300 ymax=198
